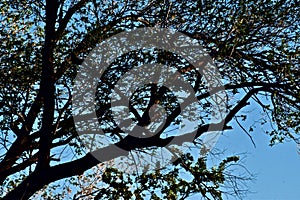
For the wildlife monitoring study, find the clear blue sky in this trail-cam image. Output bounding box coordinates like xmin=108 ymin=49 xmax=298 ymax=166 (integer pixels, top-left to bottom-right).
xmin=193 ymin=102 xmax=300 ymax=200
xmin=217 ymin=126 xmax=300 ymax=200
xmin=183 ymin=92 xmax=300 ymax=200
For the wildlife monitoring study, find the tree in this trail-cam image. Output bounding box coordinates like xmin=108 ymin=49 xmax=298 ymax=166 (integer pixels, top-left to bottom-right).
xmin=0 ymin=0 xmax=299 ymax=199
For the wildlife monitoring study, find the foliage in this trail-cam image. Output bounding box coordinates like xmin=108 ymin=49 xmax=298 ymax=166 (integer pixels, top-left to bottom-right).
xmin=0 ymin=0 xmax=299 ymax=199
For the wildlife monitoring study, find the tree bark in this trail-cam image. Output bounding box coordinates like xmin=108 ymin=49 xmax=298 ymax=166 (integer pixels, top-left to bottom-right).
xmin=36 ymin=0 xmax=59 ymax=170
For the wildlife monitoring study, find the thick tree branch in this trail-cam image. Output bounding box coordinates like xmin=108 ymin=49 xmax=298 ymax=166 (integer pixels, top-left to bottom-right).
xmin=36 ymin=0 xmax=59 ymax=170
xmin=0 ymin=154 xmax=39 ymax=185
xmin=2 ymin=120 xmax=230 ymax=200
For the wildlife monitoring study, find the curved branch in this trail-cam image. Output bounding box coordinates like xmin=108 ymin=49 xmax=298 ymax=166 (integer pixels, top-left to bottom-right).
xmin=55 ymin=0 xmax=91 ymax=41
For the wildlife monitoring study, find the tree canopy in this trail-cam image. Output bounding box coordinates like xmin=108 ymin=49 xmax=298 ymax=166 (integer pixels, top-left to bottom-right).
xmin=0 ymin=0 xmax=299 ymax=199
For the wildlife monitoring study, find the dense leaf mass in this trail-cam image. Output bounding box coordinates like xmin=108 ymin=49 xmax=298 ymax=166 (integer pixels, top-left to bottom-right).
xmin=0 ymin=0 xmax=299 ymax=199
